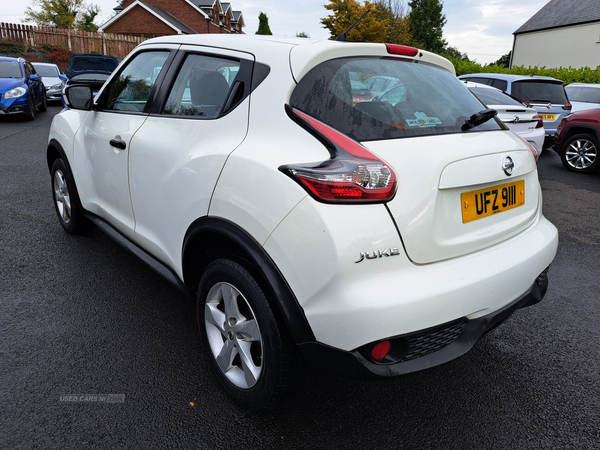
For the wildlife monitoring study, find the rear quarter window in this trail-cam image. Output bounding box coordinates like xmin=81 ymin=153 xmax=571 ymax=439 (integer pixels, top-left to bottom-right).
xmin=290 ymin=57 xmax=502 ymax=142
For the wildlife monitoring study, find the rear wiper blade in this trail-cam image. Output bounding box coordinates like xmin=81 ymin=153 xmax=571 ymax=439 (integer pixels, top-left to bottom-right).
xmin=462 ymin=109 xmax=497 ymax=131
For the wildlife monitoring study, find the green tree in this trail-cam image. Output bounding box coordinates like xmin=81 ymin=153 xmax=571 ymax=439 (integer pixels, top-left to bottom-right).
xmin=493 ymin=51 xmax=511 ymax=68
xmin=23 ymin=0 xmax=100 ymax=31
xmin=408 ymin=0 xmax=447 ymax=53
xmin=442 ymin=45 xmax=470 ymax=61
xmin=295 ymin=31 xmax=310 ymax=38
xmin=373 ymin=0 xmax=412 ymax=45
xmin=321 ymin=0 xmax=394 ymax=43
xmin=256 ymin=12 xmax=273 ymax=35
xmin=74 ymin=3 xmax=99 ymax=31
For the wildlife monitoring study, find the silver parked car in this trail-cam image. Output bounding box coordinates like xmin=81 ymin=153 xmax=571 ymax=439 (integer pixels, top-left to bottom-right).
xmin=565 ymin=83 xmax=600 ymax=112
xmin=458 ymin=73 xmax=571 ymax=148
xmin=465 ymin=81 xmax=545 ymax=157
xmin=32 ymin=62 xmax=67 ymax=103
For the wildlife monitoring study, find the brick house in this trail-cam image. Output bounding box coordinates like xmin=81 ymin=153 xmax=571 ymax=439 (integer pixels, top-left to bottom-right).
xmin=98 ymin=0 xmax=245 ymax=38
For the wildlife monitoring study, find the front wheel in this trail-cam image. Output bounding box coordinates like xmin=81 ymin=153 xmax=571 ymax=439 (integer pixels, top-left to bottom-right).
xmin=560 ymin=133 xmax=600 ymax=173
xmin=26 ymin=95 xmax=36 ymax=121
xmin=38 ymin=90 xmax=48 ymax=112
xmin=51 ymin=158 xmax=94 ymax=234
xmin=197 ymin=259 xmax=307 ymax=409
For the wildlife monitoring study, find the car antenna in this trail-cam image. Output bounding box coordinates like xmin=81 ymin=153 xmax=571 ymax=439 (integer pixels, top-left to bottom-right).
xmin=335 ymin=9 xmax=371 ymax=42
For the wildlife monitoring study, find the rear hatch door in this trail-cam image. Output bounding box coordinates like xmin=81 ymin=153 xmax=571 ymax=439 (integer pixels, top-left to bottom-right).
xmin=365 ymin=131 xmax=539 ymax=264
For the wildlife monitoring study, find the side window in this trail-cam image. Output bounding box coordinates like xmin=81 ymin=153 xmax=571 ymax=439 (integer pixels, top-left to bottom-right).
xmin=162 ymin=53 xmax=240 ymax=118
xmin=491 ymin=79 xmax=508 ymax=91
xmin=104 ymin=51 xmax=170 ymax=112
xmin=24 ymin=62 xmax=33 ymax=77
xmin=469 ymin=77 xmax=491 ymax=86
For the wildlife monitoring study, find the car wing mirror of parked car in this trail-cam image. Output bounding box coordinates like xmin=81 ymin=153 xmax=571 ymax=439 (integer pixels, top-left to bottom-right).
xmin=59 ymin=74 xmax=68 ymax=81
xmin=64 ymin=85 xmax=94 ymax=110
xmin=29 ymin=74 xmax=40 ymax=82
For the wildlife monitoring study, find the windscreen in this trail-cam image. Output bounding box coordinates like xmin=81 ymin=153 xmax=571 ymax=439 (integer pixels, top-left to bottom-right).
xmin=512 ymin=81 xmax=568 ymax=105
xmin=565 ymin=86 xmax=600 ymax=104
xmin=290 ymin=57 xmax=502 ymax=142
xmin=0 ymin=61 xmax=23 ymax=78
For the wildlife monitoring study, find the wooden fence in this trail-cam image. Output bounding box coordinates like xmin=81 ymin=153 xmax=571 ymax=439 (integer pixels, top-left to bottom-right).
xmin=0 ymin=22 xmax=147 ymax=59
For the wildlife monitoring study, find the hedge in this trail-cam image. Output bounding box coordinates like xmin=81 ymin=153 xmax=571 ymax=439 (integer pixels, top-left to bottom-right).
xmin=448 ymin=57 xmax=600 ymax=85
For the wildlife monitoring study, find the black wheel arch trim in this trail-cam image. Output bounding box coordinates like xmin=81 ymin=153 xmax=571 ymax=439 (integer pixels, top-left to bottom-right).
xmin=557 ymin=124 xmax=600 ymax=152
xmin=182 ymin=217 xmax=316 ymax=344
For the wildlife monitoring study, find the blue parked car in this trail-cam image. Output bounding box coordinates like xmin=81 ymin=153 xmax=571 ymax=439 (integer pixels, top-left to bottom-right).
xmin=0 ymin=57 xmax=47 ymax=120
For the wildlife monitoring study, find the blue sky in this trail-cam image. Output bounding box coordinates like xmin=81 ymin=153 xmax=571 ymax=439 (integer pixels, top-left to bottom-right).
xmin=1 ymin=0 xmax=551 ymax=64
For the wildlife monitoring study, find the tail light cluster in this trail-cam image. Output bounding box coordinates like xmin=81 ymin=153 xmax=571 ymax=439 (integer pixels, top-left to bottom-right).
xmin=515 ymin=134 xmax=540 ymax=162
xmin=533 ymin=114 xmax=544 ymax=129
xmin=280 ymin=106 xmax=397 ymax=203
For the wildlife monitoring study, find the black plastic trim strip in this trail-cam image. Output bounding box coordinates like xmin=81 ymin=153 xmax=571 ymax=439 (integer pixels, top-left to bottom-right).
xmin=82 ymin=212 xmax=188 ymax=296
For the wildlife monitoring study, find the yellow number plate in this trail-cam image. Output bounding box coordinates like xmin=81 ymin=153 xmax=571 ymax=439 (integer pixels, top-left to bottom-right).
xmin=461 ymin=180 xmax=525 ymax=224
xmin=540 ymin=114 xmax=556 ymax=121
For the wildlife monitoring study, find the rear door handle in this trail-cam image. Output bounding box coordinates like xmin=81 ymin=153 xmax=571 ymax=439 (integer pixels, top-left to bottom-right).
xmin=109 ymin=139 xmax=126 ymax=150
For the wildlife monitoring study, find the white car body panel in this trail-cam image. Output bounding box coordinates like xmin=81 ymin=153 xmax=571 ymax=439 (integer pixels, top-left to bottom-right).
xmin=364 ymin=131 xmax=539 ymax=264
xmin=265 ymin=191 xmax=557 ymax=351
xmin=128 ymin=98 xmax=251 ymax=273
xmin=74 ymin=111 xmax=147 ymax=238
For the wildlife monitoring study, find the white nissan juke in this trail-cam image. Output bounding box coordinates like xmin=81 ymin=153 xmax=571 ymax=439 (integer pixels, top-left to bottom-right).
xmin=48 ymin=35 xmax=558 ymax=409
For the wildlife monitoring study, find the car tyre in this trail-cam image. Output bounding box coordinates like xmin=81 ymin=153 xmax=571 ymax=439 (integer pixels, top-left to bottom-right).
xmin=26 ymin=95 xmax=36 ymax=121
xmin=197 ymin=258 xmax=307 ymax=410
xmin=560 ymin=133 xmax=600 ymax=173
xmin=51 ymin=158 xmax=94 ymax=234
xmin=39 ymin=90 xmax=48 ymax=112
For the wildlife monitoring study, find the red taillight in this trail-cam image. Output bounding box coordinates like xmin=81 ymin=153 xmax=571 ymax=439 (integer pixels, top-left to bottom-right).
xmin=533 ymin=114 xmax=544 ymax=129
xmin=564 ymin=102 xmax=572 ymax=111
xmin=385 ymin=44 xmax=419 ymax=57
xmin=280 ymin=107 xmax=397 ymax=203
xmin=371 ymin=340 xmax=391 ymax=360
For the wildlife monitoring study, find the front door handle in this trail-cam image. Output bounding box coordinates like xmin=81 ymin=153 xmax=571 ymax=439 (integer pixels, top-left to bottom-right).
xmin=109 ymin=139 xmax=126 ymax=150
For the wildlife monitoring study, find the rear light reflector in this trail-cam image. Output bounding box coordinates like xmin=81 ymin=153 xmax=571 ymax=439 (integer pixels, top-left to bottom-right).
xmin=371 ymin=340 xmax=391 ymax=360
xmin=385 ymin=44 xmax=419 ymax=57
xmin=280 ymin=107 xmax=397 ymax=203
xmin=533 ymin=114 xmax=544 ymax=128
xmin=563 ymin=102 xmax=572 ymax=111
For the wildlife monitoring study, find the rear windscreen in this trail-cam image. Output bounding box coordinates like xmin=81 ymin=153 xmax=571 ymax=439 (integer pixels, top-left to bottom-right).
xmin=290 ymin=57 xmax=502 ymax=142
xmin=565 ymin=86 xmax=600 ymax=104
xmin=511 ymin=81 xmax=568 ymax=105
xmin=469 ymin=87 xmax=524 ymax=107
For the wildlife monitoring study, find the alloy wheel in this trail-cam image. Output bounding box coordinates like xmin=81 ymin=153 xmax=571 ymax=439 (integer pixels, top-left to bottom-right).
xmin=53 ymin=170 xmax=72 ymax=224
xmin=204 ymin=282 xmax=263 ymax=389
xmin=565 ymin=138 xmax=597 ymax=170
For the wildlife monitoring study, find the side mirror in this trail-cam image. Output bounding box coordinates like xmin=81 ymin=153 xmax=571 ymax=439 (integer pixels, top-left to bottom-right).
xmin=59 ymin=74 xmax=68 ymax=81
xmin=64 ymin=85 xmax=94 ymax=110
xmin=29 ymin=74 xmax=39 ymax=81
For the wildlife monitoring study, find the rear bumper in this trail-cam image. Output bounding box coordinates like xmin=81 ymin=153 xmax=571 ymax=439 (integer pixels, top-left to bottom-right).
xmin=298 ymin=268 xmax=549 ymax=380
